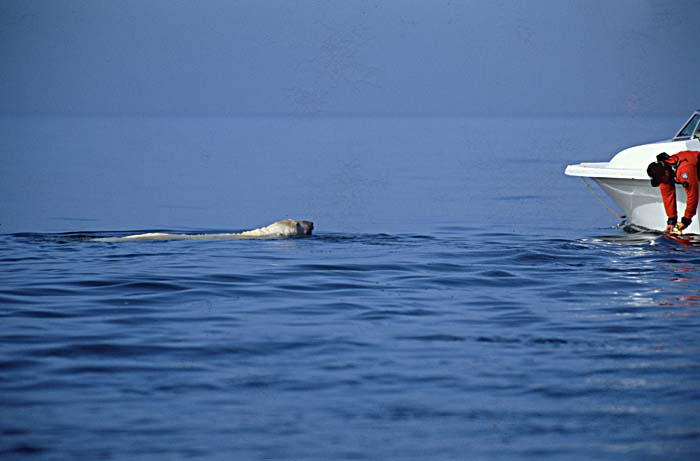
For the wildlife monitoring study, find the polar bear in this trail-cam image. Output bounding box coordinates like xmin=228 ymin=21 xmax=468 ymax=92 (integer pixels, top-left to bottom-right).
xmin=95 ymin=219 xmax=314 ymax=242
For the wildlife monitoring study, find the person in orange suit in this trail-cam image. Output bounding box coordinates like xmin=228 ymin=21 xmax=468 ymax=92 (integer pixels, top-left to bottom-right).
xmin=647 ymin=150 xmax=700 ymax=232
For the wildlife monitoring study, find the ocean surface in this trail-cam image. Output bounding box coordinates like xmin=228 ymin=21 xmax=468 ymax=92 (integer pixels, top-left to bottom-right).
xmin=2 ymin=114 xmax=700 ymax=460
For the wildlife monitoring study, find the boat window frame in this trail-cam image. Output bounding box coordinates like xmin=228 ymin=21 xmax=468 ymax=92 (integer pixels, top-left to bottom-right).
xmin=673 ymin=111 xmax=700 ymax=141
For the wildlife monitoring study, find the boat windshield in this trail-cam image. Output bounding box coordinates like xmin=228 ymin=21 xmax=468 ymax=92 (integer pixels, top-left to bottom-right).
xmin=674 ymin=112 xmax=700 ymax=140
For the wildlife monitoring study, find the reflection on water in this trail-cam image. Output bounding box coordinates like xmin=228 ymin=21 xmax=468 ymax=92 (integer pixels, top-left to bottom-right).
xmin=660 ymin=263 xmax=700 ymax=310
xmin=598 ymin=233 xmax=700 ymax=311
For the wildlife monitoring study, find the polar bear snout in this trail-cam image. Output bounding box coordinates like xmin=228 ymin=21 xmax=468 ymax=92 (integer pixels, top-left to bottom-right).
xmin=296 ymin=220 xmax=314 ymax=235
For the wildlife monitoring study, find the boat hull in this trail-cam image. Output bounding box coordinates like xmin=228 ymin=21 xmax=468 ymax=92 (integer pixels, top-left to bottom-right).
xmin=593 ymin=177 xmax=700 ymax=234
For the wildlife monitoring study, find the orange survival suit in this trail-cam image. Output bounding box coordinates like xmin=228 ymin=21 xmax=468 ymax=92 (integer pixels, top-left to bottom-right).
xmin=658 ymin=150 xmax=700 ymax=228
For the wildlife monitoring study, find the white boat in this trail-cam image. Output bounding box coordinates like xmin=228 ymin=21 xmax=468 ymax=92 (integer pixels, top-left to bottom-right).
xmin=565 ymin=111 xmax=700 ymax=233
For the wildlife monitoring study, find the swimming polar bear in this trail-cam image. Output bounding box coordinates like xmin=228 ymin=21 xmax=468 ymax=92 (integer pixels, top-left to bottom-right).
xmin=95 ymin=219 xmax=314 ymax=242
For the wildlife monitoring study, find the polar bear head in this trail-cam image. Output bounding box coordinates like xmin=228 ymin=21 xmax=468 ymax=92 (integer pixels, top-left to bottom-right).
xmin=294 ymin=220 xmax=314 ymax=236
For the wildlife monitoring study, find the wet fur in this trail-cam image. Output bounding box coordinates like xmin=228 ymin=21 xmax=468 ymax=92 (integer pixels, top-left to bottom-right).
xmin=97 ymin=219 xmax=314 ymax=242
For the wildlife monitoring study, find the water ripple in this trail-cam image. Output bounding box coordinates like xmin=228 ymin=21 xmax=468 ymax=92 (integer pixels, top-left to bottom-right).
xmin=2 ymin=230 xmax=700 ymax=460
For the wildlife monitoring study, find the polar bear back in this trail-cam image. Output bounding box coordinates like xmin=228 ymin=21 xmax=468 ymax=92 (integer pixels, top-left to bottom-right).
xmin=97 ymin=219 xmax=313 ymax=242
xmin=237 ymin=219 xmax=300 ymax=237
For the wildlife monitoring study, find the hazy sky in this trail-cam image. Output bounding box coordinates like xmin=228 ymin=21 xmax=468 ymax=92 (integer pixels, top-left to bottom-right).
xmin=1 ymin=0 xmax=698 ymax=116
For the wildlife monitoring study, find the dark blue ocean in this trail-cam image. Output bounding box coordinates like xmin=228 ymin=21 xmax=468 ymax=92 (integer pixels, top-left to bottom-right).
xmin=2 ymin=115 xmax=700 ymax=460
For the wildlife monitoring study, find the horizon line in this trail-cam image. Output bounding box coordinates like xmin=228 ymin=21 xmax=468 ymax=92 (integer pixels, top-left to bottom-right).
xmin=0 ymin=110 xmax=690 ymax=119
